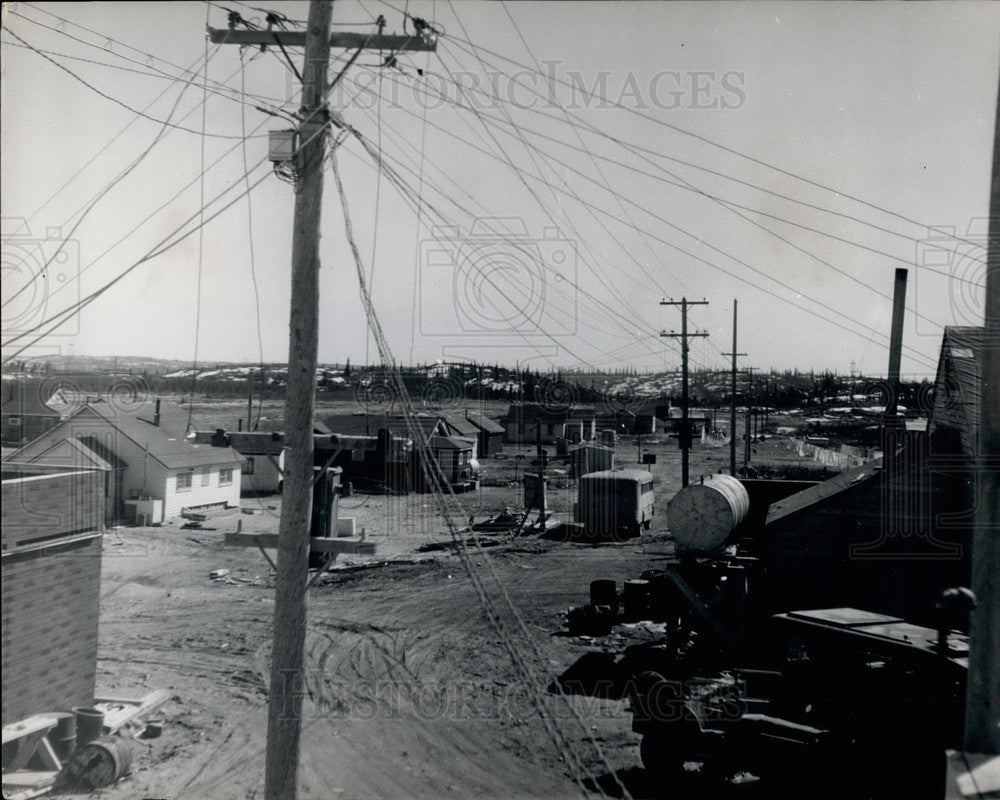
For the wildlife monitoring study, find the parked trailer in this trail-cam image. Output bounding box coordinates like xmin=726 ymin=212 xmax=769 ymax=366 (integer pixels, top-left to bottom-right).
xmin=575 ymin=469 xmax=654 ymax=539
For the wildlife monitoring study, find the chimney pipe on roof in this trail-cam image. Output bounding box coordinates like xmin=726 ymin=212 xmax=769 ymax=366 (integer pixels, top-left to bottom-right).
xmin=154 ymin=398 xmax=161 ymax=427
xmin=885 ymin=268 xmax=908 ymax=423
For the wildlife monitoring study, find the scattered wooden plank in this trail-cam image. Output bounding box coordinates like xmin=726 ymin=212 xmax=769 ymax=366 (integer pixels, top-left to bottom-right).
xmin=1 ymin=770 xmax=59 ymax=800
xmin=224 ymin=532 xmax=376 ymax=555
xmin=1 ymin=715 xmax=58 ymax=747
xmin=34 ymin=737 xmax=61 ymax=772
xmin=94 ymin=689 xmax=171 ymax=734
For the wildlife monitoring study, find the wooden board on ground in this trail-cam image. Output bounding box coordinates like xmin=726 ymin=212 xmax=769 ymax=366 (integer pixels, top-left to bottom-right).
xmin=95 ymin=689 xmax=172 ymax=734
xmin=224 ymin=532 xmax=376 ymax=555
xmin=1 ymin=770 xmax=59 ymax=800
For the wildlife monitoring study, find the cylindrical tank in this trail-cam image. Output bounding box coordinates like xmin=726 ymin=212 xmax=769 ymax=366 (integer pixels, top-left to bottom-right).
xmin=72 ymin=707 xmax=105 ymax=747
xmin=666 ymin=474 xmax=750 ymax=552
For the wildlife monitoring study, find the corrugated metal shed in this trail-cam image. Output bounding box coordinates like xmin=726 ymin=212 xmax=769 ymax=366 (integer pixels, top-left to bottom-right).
xmin=928 ymin=326 xmax=985 ymax=461
xmin=765 ymin=459 xmax=883 ymax=525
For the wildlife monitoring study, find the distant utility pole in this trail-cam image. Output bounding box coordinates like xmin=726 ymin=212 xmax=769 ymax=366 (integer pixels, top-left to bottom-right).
xmin=211 ymin=5 xmax=436 ymax=799
xmin=744 ymin=366 xmax=755 ymax=474
xmin=247 ymin=368 xmax=254 ymax=431
xmin=661 ymin=297 xmax=708 ymax=487
xmin=722 ymin=299 xmax=747 ymax=477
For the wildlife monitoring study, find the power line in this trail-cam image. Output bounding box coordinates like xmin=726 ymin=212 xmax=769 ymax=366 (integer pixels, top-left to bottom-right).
xmin=2 ymin=109 xmax=336 ymax=361
xmin=426 ymin=5 xmax=991 ymax=255
xmin=4 ymin=28 xmax=252 ymax=140
xmin=345 ymin=68 xmax=940 ymax=369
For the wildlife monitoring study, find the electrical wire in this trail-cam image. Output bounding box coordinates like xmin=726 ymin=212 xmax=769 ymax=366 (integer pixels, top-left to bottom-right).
xmin=341 ymin=68 xmax=939 ymax=369
xmin=426 ymin=4 xmax=992 ymax=256
xmin=241 ymin=48 xmax=267 ymax=430
xmin=2 ymin=46 xmax=212 ymax=315
xmin=4 ymin=28 xmax=251 ymax=140
xmin=2 ymin=108 xmax=333 ymax=361
xmin=187 ymin=5 xmax=213 ymax=431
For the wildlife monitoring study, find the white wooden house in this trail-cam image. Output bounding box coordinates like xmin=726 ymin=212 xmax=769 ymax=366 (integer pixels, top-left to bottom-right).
xmin=9 ymin=399 xmax=243 ymax=524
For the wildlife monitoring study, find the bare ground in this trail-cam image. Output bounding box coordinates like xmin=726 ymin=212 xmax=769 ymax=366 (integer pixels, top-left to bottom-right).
xmin=73 ymin=422 xmax=825 ymax=800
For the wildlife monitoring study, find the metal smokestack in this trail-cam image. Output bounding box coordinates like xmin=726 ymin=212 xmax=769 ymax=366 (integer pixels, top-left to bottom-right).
xmin=885 ymin=268 xmax=908 ymax=422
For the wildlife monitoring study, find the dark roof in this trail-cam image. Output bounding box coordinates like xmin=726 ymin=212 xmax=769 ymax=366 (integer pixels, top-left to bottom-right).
xmin=579 ymin=468 xmax=653 ymax=482
xmin=319 ymin=414 xmax=442 ymax=444
xmin=503 ymin=403 xmax=597 ymax=423
xmin=765 ymin=458 xmax=884 ymax=525
xmin=225 ymin=431 xmax=285 ymax=456
xmin=78 ymin=436 xmax=129 ymax=469
xmin=438 ymin=414 xmax=480 ymax=437
xmin=928 ymin=326 xmax=986 ymax=462
xmin=464 ymin=412 xmax=505 ymax=434
xmin=429 ymin=435 xmax=476 ymax=451
xmin=80 ymin=401 xmax=244 ymax=470
xmin=1 ymin=385 xmax=61 ymax=418
xmin=569 ymin=443 xmax=614 ymax=454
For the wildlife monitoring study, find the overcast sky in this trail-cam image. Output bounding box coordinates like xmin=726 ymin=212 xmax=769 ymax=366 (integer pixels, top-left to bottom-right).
xmin=2 ymin=1 xmax=998 ymax=379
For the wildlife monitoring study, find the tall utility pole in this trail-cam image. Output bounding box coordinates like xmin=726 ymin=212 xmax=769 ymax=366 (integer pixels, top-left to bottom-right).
xmin=722 ymin=299 xmax=747 ymax=477
xmin=211 ymin=7 xmax=436 ymax=800
xmin=744 ymin=366 xmax=755 ymax=474
xmin=965 ymin=75 xmax=1000 ymax=757
xmin=661 ymin=298 xmax=708 ymax=487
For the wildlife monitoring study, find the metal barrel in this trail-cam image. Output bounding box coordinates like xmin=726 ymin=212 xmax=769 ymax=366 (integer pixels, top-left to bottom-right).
xmin=72 ymin=706 xmax=105 ymax=747
xmin=666 ymin=474 xmax=750 ymax=553
xmin=589 ymin=579 xmax=619 ymax=615
xmin=50 ymin=711 xmax=77 ymax=760
xmin=61 ymin=736 xmax=133 ymax=790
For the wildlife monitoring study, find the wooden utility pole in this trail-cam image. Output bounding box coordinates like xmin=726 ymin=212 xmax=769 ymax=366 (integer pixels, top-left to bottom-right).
xmin=723 ymin=300 xmax=747 ymax=477
xmin=247 ymin=368 xmax=254 ymax=432
xmin=264 ymin=4 xmax=331 ymax=798
xmin=211 ymin=6 xmax=436 ymax=799
xmin=744 ymin=366 xmax=755 ymax=474
xmin=965 ymin=75 xmax=1000 ymax=757
xmin=661 ymin=298 xmax=708 ymax=487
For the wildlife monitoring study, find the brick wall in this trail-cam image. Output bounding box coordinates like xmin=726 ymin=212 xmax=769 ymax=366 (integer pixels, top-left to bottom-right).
xmin=2 ymin=468 xmax=103 ymax=551
xmin=1 ymin=469 xmax=104 ymax=725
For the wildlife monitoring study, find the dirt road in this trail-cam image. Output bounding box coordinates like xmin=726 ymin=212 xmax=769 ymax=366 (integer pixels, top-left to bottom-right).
xmin=89 ymin=518 xmax=678 ymax=800
xmin=77 ymin=429 xmax=825 ymax=800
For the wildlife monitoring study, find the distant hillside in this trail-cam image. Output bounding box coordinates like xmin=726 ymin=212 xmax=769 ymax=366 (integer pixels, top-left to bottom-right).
xmin=1 ymin=355 xmax=933 ymax=415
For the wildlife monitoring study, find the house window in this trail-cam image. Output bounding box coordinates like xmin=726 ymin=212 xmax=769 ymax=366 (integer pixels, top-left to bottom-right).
xmin=219 ymin=468 xmax=233 ymax=486
xmin=200 ymin=467 xmax=211 ymax=486
xmin=244 ymin=457 xmax=255 ymax=475
xmin=177 ymin=472 xmax=193 ymax=491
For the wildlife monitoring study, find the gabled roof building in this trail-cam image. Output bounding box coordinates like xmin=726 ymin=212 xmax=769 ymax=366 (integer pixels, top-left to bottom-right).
xmin=9 ymin=399 xmax=243 ymax=524
xmin=761 ymin=326 xmax=982 ymax=625
xmin=1 ymin=382 xmax=62 ymax=446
